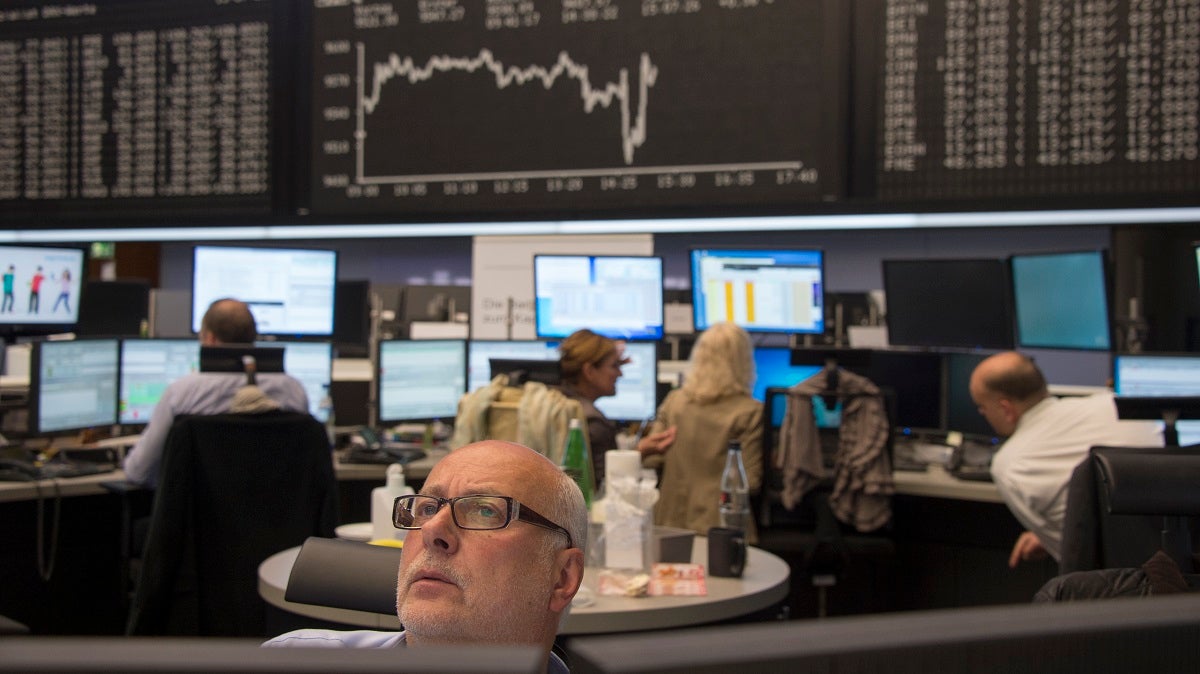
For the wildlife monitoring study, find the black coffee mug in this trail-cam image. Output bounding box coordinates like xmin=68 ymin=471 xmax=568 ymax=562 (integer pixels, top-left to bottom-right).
xmin=707 ymin=527 xmax=746 ymax=578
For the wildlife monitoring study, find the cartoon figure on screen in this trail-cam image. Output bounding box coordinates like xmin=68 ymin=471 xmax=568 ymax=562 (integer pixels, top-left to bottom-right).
xmin=27 ymin=265 xmax=44 ymax=314
xmin=1 ymin=264 xmax=14 ymax=313
xmin=51 ymin=268 xmax=72 ymax=314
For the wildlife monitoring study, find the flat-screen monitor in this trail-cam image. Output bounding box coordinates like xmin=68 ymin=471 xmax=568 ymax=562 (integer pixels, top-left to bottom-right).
xmin=1113 ymin=353 xmax=1200 ymax=445
xmin=567 ymin=593 xmax=1200 ymax=674
xmin=944 ymin=351 xmax=999 ymax=438
xmin=31 ymin=338 xmax=120 ymax=434
xmin=119 ymin=339 xmax=201 ymax=425
xmin=690 ymin=248 xmax=825 ymax=334
xmin=191 ymin=246 xmax=338 ymax=337
xmin=377 ymin=339 xmax=467 ymax=423
xmin=857 ymin=350 xmax=945 ymax=431
xmin=333 ymin=279 xmax=370 ymax=357
xmin=597 ymin=340 xmax=658 ymax=422
xmin=489 ymin=358 xmax=562 ymax=386
xmin=0 ymin=245 xmax=86 ymax=330
xmin=1010 ymin=251 xmax=1111 ymax=350
xmin=468 ymin=340 xmax=560 ymax=392
xmin=883 ymin=259 xmax=1014 ymax=350
xmin=752 ymin=346 xmax=823 ymax=427
xmin=258 ymin=340 xmax=334 ymax=422
xmin=1114 ymin=353 xmax=1200 ymax=397
xmin=76 ymin=279 xmax=151 ymax=337
xmin=533 ymin=254 xmax=664 ymax=340
xmin=466 ymin=339 xmax=659 ymax=421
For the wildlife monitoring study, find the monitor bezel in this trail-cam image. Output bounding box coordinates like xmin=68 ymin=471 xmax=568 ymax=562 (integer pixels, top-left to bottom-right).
xmin=687 ymin=246 xmax=827 ymax=335
xmin=532 ymin=254 xmax=665 ymax=341
xmin=30 ymin=337 xmax=121 ymax=435
xmin=375 ymin=338 xmax=468 ymax=425
xmin=1009 ymin=249 xmax=1113 ymax=351
xmin=189 ymin=245 xmax=340 ymax=339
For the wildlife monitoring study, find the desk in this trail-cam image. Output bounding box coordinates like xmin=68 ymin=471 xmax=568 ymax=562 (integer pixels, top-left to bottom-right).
xmin=258 ymin=537 xmax=790 ymax=635
xmin=891 ymin=464 xmax=1004 ymax=504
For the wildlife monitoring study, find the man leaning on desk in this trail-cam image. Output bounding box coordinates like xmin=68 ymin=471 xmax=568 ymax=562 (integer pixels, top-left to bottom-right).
xmin=265 ymin=440 xmax=588 ymax=674
xmin=121 ymin=298 xmax=309 ymax=487
xmin=968 ymin=352 xmax=1161 ymax=569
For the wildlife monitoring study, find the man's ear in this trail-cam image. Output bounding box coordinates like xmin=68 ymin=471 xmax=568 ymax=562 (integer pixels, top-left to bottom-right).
xmin=999 ymin=398 xmax=1020 ymax=425
xmin=548 ymin=548 xmax=585 ymax=613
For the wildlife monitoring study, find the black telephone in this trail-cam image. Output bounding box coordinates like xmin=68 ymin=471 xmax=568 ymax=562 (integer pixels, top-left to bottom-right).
xmin=343 ymin=426 xmax=426 ymax=465
xmin=0 ymin=457 xmax=40 ymax=482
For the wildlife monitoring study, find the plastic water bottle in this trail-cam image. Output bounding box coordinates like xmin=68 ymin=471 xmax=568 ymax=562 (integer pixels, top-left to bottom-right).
xmin=372 ymin=463 xmax=415 ymax=542
xmin=318 ymin=384 xmax=336 ymax=448
xmin=561 ymin=418 xmax=594 ymax=509
xmin=719 ymin=440 xmax=751 ymax=533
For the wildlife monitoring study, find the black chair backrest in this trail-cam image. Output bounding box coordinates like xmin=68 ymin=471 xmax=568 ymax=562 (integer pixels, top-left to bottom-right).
xmin=285 ymin=536 xmax=403 ymax=615
xmin=127 ymin=411 xmax=338 ymax=636
xmin=1060 ymin=445 xmax=1200 ymax=574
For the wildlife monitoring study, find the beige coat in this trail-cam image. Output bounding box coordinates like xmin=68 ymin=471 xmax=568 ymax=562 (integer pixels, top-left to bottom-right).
xmin=647 ymin=389 xmax=764 ymax=542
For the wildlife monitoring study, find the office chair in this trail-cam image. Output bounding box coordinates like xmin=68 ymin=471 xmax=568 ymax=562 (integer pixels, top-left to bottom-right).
xmin=284 ymin=536 xmax=402 ymax=616
xmin=125 ymin=410 xmax=339 ymax=636
xmin=1039 ymin=446 xmax=1200 ymax=601
xmin=1060 ymin=444 xmax=1200 ymax=574
xmin=755 ymin=379 xmax=896 ymax=618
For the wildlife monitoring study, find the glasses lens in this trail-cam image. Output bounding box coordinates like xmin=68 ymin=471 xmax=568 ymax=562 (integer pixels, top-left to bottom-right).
xmin=395 ymin=495 xmax=440 ymax=528
xmin=453 ymin=496 xmax=510 ymax=529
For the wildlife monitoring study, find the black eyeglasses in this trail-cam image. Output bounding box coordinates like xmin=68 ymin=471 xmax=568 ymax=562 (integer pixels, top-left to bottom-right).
xmin=393 ymin=494 xmax=574 ymax=549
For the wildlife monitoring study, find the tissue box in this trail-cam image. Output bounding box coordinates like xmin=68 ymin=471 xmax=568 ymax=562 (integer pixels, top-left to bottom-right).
xmin=653 ymin=526 xmax=695 ymax=564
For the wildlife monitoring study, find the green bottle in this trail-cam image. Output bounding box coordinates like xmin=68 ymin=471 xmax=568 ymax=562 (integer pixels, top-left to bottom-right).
xmin=561 ymin=418 xmax=594 ymax=509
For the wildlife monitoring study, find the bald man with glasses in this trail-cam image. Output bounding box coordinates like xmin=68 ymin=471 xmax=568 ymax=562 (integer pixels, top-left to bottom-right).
xmin=265 ymin=440 xmax=587 ymax=674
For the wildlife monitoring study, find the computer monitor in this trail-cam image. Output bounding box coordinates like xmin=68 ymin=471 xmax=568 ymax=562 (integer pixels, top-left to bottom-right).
xmin=468 ymin=340 xmax=560 ymax=392
xmin=119 ymin=339 xmax=201 ymax=424
xmin=30 ymin=338 xmax=120 ymax=434
xmin=943 ymin=351 xmax=999 ymax=438
xmin=190 ymin=246 xmax=338 ymax=337
xmin=596 ymin=340 xmax=658 ymax=422
xmin=376 ymin=339 xmax=467 ymax=423
xmin=333 ymin=279 xmax=371 ymax=357
xmin=489 ymin=358 xmax=562 ymax=386
xmin=1113 ymin=353 xmax=1200 ymax=446
xmin=0 ymin=244 xmax=86 ymax=332
xmin=752 ymin=346 xmax=823 ymax=426
xmin=467 ymin=339 xmax=659 ymax=422
xmin=857 ymin=350 xmax=945 ymax=431
xmin=690 ymin=248 xmax=825 ymax=334
xmin=1113 ymin=353 xmax=1200 ymax=397
xmin=76 ymin=279 xmax=151 ymax=337
xmin=883 ymin=258 xmax=1014 ymax=350
xmin=258 ymin=340 xmax=334 ymax=422
xmin=533 ymin=254 xmax=664 ymax=340
xmin=1010 ymin=251 xmax=1111 ymax=350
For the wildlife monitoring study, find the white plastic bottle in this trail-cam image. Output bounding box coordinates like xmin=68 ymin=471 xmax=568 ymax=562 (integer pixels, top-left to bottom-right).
xmin=371 ymin=463 xmax=415 ymax=542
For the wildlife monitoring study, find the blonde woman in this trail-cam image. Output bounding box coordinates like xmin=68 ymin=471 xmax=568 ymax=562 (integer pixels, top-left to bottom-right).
xmin=646 ymin=322 xmax=764 ymax=541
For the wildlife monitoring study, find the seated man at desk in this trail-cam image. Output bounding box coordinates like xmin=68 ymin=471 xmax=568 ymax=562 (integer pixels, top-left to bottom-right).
xmin=968 ymin=352 xmax=1160 ymax=568
xmin=265 ymin=440 xmax=587 ymax=674
xmin=122 ymin=298 xmax=309 ymax=487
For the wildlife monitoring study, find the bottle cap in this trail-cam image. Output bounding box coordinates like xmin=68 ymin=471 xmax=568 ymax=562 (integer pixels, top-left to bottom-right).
xmin=569 ymin=418 xmax=583 ymax=430
xmin=386 ymin=462 xmax=406 ymax=487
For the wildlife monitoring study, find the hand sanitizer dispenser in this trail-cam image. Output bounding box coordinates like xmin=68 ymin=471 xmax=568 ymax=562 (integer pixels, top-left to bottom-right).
xmin=372 ymin=463 xmax=415 ymax=543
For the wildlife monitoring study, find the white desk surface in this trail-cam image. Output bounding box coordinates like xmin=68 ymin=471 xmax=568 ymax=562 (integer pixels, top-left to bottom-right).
xmin=258 ymin=537 xmax=791 ymax=635
xmin=891 ymin=464 xmax=1003 ymax=504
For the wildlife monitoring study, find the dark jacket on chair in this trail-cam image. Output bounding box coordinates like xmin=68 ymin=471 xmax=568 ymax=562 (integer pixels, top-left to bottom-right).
xmin=127 ymin=411 xmax=338 ymax=636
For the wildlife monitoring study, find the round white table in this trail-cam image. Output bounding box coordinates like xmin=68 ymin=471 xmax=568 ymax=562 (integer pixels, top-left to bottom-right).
xmin=258 ymin=536 xmax=790 ymax=635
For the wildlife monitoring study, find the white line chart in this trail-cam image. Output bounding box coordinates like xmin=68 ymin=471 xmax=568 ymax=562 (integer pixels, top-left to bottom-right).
xmin=355 ymin=45 xmax=663 ymax=181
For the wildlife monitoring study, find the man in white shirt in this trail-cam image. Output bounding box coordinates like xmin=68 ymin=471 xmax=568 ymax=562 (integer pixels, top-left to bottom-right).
xmin=122 ymin=298 xmax=309 ymax=487
xmin=969 ymin=352 xmax=1161 ymax=568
